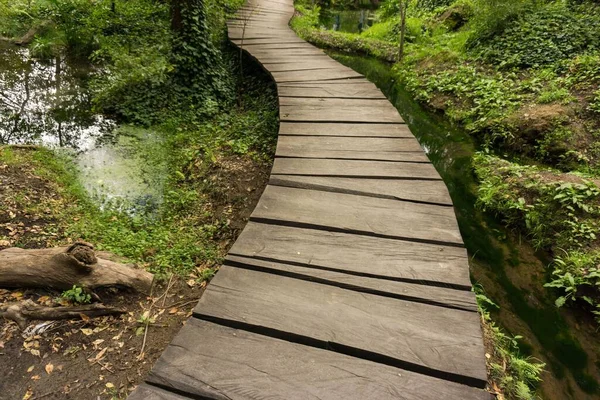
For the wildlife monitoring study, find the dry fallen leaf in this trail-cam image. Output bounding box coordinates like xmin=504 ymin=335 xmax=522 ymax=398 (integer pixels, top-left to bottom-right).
xmin=31 ymin=375 xmax=40 ymax=381
xmin=22 ymin=389 xmax=33 ymax=400
xmin=169 ymin=308 xmax=178 ymax=314
xmin=0 ymin=240 xmax=11 ymax=247
xmin=88 ymin=347 xmax=107 ymax=363
xmin=105 ymin=382 xmax=115 ymax=389
xmin=27 ymin=366 xmax=34 ymax=373
xmin=45 ymin=363 xmax=54 ymax=374
xmin=30 ymin=349 xmax=40 ymax=357
xmin=80 ymin=328 xmax=93 ymax=336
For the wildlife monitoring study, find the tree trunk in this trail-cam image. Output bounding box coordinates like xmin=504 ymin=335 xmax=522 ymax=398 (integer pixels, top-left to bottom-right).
xmin=0 ymin=242 xmax=153 ymax=293
xmin=398 ymin=1 xmax=407 ymax=62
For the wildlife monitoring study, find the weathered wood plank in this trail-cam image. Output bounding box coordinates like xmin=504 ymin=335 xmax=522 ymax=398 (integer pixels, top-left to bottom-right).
xmin=146 ymin=319 xmax=489 ymax=400
xmin=225 ymin=254 xmax=477 ymax=311
xmin=280 ymin=97 xmax=403 ymax=123
xmin=273 ymin=69 xmax=363 ymax=83
xmin=239 ymin=42 xmax=318 ymax=50
xmin=279 ymin=122 xmax=411 ymax=137
xmin=278 ymin=80 xmax=384 ymax=97
xmin=229 ymin=221 xmax=470 ymax=287
xmin=269 ymin=175 xmax=453 ymax=205
xmin=262 ymin=63 xmax=340 ymax=72
xmin=231 ymin=38 xmax=306 ymax=45
xmin=275 ymin=135 xmax=427 ymax=161
xmin=271 ymin=157 xmax=442 ymax=180
xmin=252 ymin=185 xmax=463 ymax=245
xmin=128 ymin=384 xmax=191 ymax=400
xmin=193 ymin=267 xmax=487 ymax=385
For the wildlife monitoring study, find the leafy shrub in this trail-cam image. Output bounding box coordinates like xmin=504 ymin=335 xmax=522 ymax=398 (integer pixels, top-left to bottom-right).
xmin=61 ymin=285 xmax=91 ymax=304
xmin=362 ymin=19 xmax=398 ymax=41
xmin=398 ymin=64 xmax=522 ymax=143
xmin=416 ymin=0 xmax=454 ymax=11
xmin=589 ymin=89 xmax=600 ymax=114
xmin=472 ymin=3 xmax=600 ymax=68
xmin=545 ymin=251 xmax=600 ymax=323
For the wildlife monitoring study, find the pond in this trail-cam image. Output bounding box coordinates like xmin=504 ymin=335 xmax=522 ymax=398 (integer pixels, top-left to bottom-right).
xmin=0 ymin=43 xmax=166 ymax=213
xmin=318 ymin=9 xmax=375 ymax=34
xmin=328 ymin=51 xmax=600 ymax=400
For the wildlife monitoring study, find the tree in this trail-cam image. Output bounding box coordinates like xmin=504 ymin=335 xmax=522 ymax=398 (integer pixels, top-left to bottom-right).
xmin=169 ymin=0 xmax=230 ymax=100
xmin=398 ymin=0 xmax=409 ymax=61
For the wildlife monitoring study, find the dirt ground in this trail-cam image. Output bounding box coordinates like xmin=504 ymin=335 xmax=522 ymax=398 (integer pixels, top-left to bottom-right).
xmin=0 ymin=147 xmax=271 ymax=400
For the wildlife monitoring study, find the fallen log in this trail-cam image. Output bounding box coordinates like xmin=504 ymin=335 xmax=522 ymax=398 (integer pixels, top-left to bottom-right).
xmin=0 ymin=299 xmax=125 ymax=329
xmin=0 ymin=241 xmax=153 ymax=293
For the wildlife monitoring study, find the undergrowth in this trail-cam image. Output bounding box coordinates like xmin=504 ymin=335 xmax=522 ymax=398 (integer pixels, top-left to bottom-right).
xmin=476 ymin=288 xmax=545 ymax=400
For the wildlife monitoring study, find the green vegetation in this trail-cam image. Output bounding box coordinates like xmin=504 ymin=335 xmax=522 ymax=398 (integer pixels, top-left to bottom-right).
xmin=0 ymin=0 xmax=278 ymax=278
xmin=476 ymin=288 xmax=545 ymax=400
xmin=61 ymin=285 xmax=92 ymax=304
xmin=291 ymin=0 xmax=600 ymax=325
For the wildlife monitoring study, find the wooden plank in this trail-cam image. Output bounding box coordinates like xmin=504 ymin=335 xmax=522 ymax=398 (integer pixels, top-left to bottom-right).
xmin=262 ymin=63 xmax=340 ymax=73
xmin=252 ymin=185 xmax=463 ymax=245
xmin=146 ymin=319 xmax=489 ymax=400
xmin=193 ymin=267 xmax=487 ymax=385
xmin=226 ymin=254 xmax=477 ymax=311
xmin=278 ymin=80 xmax=385 ymax=98
xmin=280 ymin=98 xmax=403 ymax=123
xmin=269 ymin=175 xmax=453 ymax=205
xmin=273 ymin=69 xmax=363 ymax=83
xmin=228 ymin=30 xmax=298 ymax=40
xmin=275 ymin=135 xmax=427 ymax=161
xmin=229 ymin=221 xmax=470 ymax=287
xmin=271 ymin=157 xmax=442 ymax=180
xmin=231 ymin=38 xmax=306 ymax=45
xmin=239 ymin=42 xmax=317 ymax=50
xmin=247 ymin=46 xmax=325 ymax=54
xmin=279 ymin=122 xmax=411 ymax=137
xmin=128 ymin=384 xmax=191 ymax=400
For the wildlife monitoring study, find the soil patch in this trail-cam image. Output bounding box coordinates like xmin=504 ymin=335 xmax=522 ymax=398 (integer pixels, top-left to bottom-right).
xmin=0 ymin=147 xmax=271 ymax=399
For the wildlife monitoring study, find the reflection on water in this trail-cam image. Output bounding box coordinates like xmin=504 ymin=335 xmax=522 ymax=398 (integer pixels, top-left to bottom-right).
xmin=319 ymin=9 xmax=375 ymax=34
xmin=0 ymin=44 xmax=165 ymax=214
xmin=77 ymin=126 xmax=167 ymax=215
xmin=0 ymin=43 xmax=114 ymax=150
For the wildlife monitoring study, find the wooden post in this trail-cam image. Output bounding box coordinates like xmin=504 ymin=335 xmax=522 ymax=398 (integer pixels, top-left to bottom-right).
xmin=398 ymin=0 xmax=408 ymax=62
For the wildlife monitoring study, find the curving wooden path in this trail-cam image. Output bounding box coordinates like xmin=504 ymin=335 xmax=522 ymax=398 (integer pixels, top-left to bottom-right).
xmin=129 ymin=1 xmax=489 ymax=398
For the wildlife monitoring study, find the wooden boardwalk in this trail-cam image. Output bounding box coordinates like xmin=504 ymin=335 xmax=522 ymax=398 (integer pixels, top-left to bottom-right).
xmin=129 ymin=1 xmax=489 ymax=398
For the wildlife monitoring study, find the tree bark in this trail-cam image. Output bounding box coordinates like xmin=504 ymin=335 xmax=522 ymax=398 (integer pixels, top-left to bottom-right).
xmin=0 ymin=299 xmax=125 ymax=329
xmin=0 ymin=242 xmax=153 ymax=293
xmin=398 ymin=1 xmax=408 ymax=62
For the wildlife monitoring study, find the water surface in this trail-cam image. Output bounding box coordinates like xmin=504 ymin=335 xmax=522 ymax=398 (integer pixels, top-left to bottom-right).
xmin=0 ymin=43 xmax=165 ymax=213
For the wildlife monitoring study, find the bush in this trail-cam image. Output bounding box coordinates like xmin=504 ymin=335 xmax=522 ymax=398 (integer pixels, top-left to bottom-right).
xmin=472 ymin=3 xmax=600 ymax=68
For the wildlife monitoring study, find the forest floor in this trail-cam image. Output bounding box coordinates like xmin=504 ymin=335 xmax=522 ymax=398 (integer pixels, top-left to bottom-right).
xmin=0 ymin=146 xmax=271 ymax=400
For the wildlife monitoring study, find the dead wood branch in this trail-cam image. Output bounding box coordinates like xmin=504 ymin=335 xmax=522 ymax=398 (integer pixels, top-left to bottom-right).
xmin=0 ymin=299 xmax=125 ymax=329
xmin=0 ymin=241 xmax=154 ymax=293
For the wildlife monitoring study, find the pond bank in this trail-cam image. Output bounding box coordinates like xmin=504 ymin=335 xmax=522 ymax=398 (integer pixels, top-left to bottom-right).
xmin=329 ymin=51 xmax=600 ymax=400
